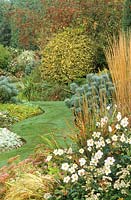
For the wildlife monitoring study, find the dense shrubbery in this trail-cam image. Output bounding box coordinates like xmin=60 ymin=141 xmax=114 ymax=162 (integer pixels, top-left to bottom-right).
xmin=41 ymin=28 xmax=96 ymax=83
xmin=0 ymin=2 xmax=130 ymax=200
xmin=21 ymin=68 xmax=70 ymax=101
xmin=8 ymin=50 xmax=40 ymax=77
xmin=0 ymin=76 xmax=18 ymax=103
xmin=0 ymin=103 xmax=43 ymax=122
xmin=0 ymin=45 xmax=11 ymax=70
xmin=65 ymin=71 xmax=115 ymax=115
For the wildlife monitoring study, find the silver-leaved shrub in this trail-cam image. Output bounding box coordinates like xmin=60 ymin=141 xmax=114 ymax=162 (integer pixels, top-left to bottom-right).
xmin=0 ymin=128 xmax=25 ymax=152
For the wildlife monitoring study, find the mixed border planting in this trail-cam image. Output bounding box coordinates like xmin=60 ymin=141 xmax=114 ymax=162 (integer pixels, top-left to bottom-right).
xmin=0 ymin=0 xmax=131 ymax=199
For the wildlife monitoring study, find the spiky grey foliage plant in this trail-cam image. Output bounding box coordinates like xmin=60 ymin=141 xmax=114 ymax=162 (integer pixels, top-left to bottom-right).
xmin=65 ymin=72 xmax=115 ymax=114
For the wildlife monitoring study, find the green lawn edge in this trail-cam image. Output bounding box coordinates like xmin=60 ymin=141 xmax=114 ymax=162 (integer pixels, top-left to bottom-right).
xmin=0 ymin=101 xmax=73 ymax=167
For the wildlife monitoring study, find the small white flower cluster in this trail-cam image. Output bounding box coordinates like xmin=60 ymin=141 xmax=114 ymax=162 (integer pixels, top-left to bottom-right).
xmin=46 ymin=147 xmax=86 ymax=183
xmin=116 ymin=112 xmax=129 ymax=128
xmin=61 ymin=157 xmax=86 ymax=183
xmin=90 ymin=150 xmax=103 ymax=166
xmin=45 ymin=110 xmax=131 ymax=199
xmin=43 ymin=193 xmax=52 ymax=199
xmin=0 ymin=128 xmax=25 ymax=152
xmin=17 ymin=50 xmax=36 ymax=65
xmin=85 ymin=190 xmax=100 ymax=200
xmin=87 ymin=133 xmax=105 ymax=153
xmin=114 ymin=165 xmax=131 ymax=192
xmin=46 ymin=147 xmax=73 ymax=162
xmin=103 ymin=157 xmax=115 ymax=175
xmin=100 ymin=116 xmax=108 ymax=127
xmin=0 ymin=111 xmax=18 ymax=128
xmin=53 ymin=149 xmax=64 ymax=156
xmin=96 ymin=111 xmax=129 ymax=131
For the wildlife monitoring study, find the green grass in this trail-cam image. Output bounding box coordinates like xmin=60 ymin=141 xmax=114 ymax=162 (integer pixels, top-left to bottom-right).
xmin=0 ymin=101 xmax=74 ymax=167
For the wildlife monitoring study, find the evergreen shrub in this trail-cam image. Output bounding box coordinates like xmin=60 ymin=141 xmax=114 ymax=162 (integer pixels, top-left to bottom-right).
xmin=0 ymin=76 xmax=18 ymax=103
xmin=40 ymin=28 xmax=96 ymax=83
xmin=0 ymin=44 xmax=11 ymax=70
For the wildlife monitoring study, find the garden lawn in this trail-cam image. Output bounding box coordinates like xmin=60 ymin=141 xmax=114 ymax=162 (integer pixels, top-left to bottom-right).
xmin=0 ymin=101 xmax=73 ymax=167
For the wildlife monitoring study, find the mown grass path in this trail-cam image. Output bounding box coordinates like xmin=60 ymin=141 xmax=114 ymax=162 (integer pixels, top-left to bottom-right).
xmin=0 ymin=101 xmax=73 ymax=167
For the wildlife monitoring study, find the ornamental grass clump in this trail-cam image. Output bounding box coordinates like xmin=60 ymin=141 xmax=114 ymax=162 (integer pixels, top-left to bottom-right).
xmin=105 ymin=31 xmax=131 ymax=117
xmin=45 ymin=107 xmax=131 ymax=200
xmin=4 ymin=173 xmax=55 ymax=200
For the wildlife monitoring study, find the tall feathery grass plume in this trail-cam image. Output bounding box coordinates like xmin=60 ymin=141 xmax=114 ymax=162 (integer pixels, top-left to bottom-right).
xmin=105 ymin=31 xmax=131 ymax=117
xmin=70 ymin=92 xmax=111 ymax=148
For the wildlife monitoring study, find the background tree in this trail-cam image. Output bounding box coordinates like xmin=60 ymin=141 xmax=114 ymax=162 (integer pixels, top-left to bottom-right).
xmin=0 ymin=0 xmax=11 ymax=46
xmin=8 ymin=0 xmax=45 ymax=49
xmin=122 ymin=0 xmax=131 ymax=31
xmin=0 ymin=0 xmax=124 ymax=54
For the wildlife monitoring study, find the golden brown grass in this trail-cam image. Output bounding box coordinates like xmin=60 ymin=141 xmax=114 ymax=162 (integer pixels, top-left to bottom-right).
xmin=105 ymin=31 xmax=131 ymax=116
xmin=71 ymin=94 xmax=109 ymax=148
xmin=4 ymin=173 xmax=55 ymax=200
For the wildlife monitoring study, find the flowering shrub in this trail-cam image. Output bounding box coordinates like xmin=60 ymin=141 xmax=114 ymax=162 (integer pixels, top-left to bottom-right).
xmin=0 ymin=111 xmax=18 ymax=128
xmin=8 ymin=50 xmax=40 ymax=77
xmin=44 ymin=109 xmax=131 ymax=199
xmin=0 ymin=128 xmax=25 ymax=152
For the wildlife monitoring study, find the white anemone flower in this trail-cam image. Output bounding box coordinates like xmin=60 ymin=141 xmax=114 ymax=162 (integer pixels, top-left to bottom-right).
xmin=61 ymin=163 xmax=69 ymax=171
xmin=63 ymin=176 xmax=70 ymax=183
xmin=112 ymin=135 xmax=118 ymax=142
xmin=104 ymin=157 xmax=115 ymax=167
xmin=120 ymin=134 xmax=126 ymax=142
xmin=87 ymin=139 xmax=94 ymax=147
xmin=79 ymin=158 xmax=86 ymax=166
xmin=79 ymin=148 xmax=84 ymax=154
xmin=71 ymin=173 xmax=78 ymax=182
xmin=116 ymin=112 xmax=122 ymax=121
xmin=120 ymin=117 xmax=129 ymax=128
xmin=78 ymin=169 xmax=85 ymax=176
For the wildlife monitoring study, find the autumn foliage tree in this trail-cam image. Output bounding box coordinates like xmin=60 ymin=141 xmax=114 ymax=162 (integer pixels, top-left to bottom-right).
xmin=7 ymin=0 xmax=124 ymax=51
